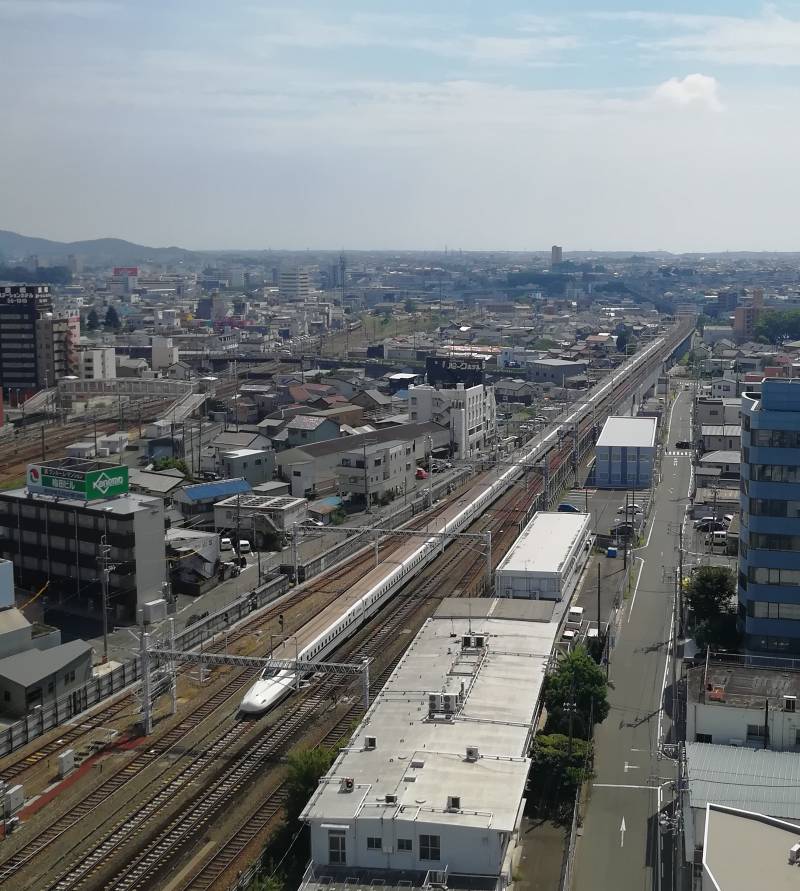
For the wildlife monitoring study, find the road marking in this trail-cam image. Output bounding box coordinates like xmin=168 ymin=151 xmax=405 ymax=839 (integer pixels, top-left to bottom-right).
xmin=620 ymin=817 xmax=626 ymax=847
xmin=594 ymin=784 xmax=654 ymax=790
xmin=656 ymin=587 xmax=677 ymax=746
xmin=624 ymin=762 xmax=639 ymax=773
xmin=627 ymin=557 xmax=645 ymax=622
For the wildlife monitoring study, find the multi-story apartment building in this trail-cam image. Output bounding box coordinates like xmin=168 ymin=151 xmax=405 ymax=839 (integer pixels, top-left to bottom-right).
xmin=410 ymin=384 xmax=496 ymax=459
xmin=79 ymin=346 xmax=117 ymax=381
xmin=279 ymin=267 xmax=311 ymax=302
xmin=36 ymin=311 xmax=80 ymax=386
xmin=739 ymin=379 xmax=800 ymax=654
xmin=336 ymin=440 xmax=416 ymax=504
xmin=0 ymin=459 xmax=166 ymax=626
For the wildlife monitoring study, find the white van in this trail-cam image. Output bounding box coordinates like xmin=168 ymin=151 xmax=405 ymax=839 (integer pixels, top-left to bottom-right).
xmin=220 ymin=537 xmax=233 ymax=552
xmin=707 ymin=530 xmax=728 ymax=553
xmin=238 ymin=539 xmax=251 ymax=554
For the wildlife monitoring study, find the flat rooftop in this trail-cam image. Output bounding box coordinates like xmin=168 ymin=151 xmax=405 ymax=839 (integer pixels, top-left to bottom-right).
xmin=688 ymin=658 xmax=800 ymax=710
xmin=0 ymin=487 xmax=160 ymax=515
xmin=704 ymin=805 xmax=800 ymax=891
xmin=215 ymin=494 xmax=306 ymax=511
xmin=494 ymin=511 xmax=590 ymax=578
xmin=596 ymin=415 xmax=657 ymax=449
xmin=302 ymin=599 xmax=558 ymax=833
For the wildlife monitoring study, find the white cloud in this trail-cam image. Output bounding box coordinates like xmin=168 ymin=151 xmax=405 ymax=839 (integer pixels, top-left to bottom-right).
xmin=601 ymin=8 xmax=800 ymax=66
xmin=652 ymin=73 xmax=723 ymax=111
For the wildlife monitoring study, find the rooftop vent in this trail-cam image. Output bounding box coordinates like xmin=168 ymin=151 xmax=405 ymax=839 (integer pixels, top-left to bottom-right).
xmin=789 ymin=843 xmax=800 ymax=865
xmin=446 ymin=795 xmax=461 ymax=812
xmin=465 ymin=746 xmax=479 ymax=762
xmin=385 ymin=793 xmax=398 ymax=805
xmin=339 ymin=777 xmax=354 ymax=793
xmin=365 ymin=736 xmax=377 ymax=750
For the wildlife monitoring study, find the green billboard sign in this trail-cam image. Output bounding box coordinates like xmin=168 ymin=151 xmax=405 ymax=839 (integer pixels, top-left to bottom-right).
xmin=27 ymin=464 xmax=129 ymax=501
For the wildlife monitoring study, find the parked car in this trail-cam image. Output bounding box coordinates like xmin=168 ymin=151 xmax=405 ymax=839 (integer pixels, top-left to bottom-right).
xmin=616 ymin=503 xmax=643 ymax=514
xmin=300 ymin=518 xmax=324 ymax=528
xmin=238 ymin=539 xmax=251 ymax=553
xmin=557 ymin=502 xmax=581 ymax=513
xmin=674 ymin=440 xmax=692 ymax=450
xmin=416 ymin=468 xmax=429 ymax=480
xmin=613 ymin=524 xmax=635 ymax=538
xmin=695 ymin=519 xmax=727 ymax=533
xmin=220 ymin=537 xmax=233 ymax=551
xmin=722 ymin=514 xmax=734 ymax=525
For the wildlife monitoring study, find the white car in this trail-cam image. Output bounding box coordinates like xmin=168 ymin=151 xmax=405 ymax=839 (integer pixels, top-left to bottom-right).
xmin=239 ymin=539 xmax=251 ymax=553
xmin=616 ymin=503 xmax=643 ymax=514
xmin=220 ymin=537 xmax=233 ymax=551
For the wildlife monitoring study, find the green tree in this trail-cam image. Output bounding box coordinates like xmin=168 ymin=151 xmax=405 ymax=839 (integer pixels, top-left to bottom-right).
xmin=755 ymin=309 xmax=800 ymax=344
xmin=616 ymin=329 xmax=630 ymax=353
xmin=87 ymin=307 xmax=100 ymax=331
xmin=529 ymin=732 xmax=592 ymax=812
xmin=404 ymin=299 xmax=415 ymax=313
xmin=104 ymin=305 xmax=121 ymax=331
xmin=153 ymin=457 xmax=190 ymax=478
xmin=685 ymin=566 xmax=736 ymax=622
xmin=249 ymin=875 xmax=284 ymax=891
xmin=542 ymin=646 xmax=609 ymax=738
xmin=285 ymin=747 xmax=335 ymax=825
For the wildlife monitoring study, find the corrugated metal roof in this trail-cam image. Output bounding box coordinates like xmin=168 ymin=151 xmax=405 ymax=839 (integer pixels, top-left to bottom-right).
xmin=687 ymin=743 xmax=800 ymax=819
xmin=701 ymin=425 xmax=741 ymax=437
xmin=0 ymin=640 xmax=92 ymax=688
xmin=178 ymin=478 xmax=252 ymax=502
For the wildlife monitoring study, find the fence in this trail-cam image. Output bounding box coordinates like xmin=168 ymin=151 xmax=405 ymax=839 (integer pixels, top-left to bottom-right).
xmin=0 ymin=573 xmax=290 ymax=759
xmin=559 ymin=783 xmax=582 ymax=891
xmin=283 ymin=469 xmax=471 ymax=582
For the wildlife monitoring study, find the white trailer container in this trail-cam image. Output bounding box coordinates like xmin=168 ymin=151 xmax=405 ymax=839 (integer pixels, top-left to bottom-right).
xmin=494 ymin=510 xmax=592 ymax=600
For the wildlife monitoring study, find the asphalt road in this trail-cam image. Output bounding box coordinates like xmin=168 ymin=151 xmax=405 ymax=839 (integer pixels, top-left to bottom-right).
xmin=573 ymin=387 xmax=693 ymax=891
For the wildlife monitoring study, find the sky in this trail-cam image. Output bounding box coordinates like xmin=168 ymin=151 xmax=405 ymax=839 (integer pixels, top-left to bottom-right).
xmin=2 ymin=0 xmax=800 ymax=252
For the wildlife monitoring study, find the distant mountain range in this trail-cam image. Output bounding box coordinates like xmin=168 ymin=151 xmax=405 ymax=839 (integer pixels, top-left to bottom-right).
xmin=0 ymin=229 xmax=199 ymax=265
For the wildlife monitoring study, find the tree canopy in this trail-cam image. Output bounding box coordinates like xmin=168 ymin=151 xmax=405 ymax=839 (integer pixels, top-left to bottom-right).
xmin=685 ymin=566 xmax=736 ymax=622
xmin=755 ymin=309 xmax=800 ymax=344
xmin=542 ymin=646 xmax=609 ymax=738
xmin=104 ymin=305 xmax=121 ymax=331
xmin=86 ymin=307 xmax=99 ymax=331
xmin=285 ymin=746 xmax=335 ymax=825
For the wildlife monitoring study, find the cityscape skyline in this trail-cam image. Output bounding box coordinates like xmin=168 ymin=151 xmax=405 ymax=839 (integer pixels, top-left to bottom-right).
xmin=3 ymin=1 xmax=800 ymax=251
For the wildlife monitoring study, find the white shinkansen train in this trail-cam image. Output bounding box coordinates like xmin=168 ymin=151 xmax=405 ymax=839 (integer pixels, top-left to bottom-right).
xmin=240 ymin=330 xmax=682 ymax=714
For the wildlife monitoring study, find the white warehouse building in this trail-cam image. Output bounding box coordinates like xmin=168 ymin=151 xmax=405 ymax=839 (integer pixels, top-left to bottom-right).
xmin=493 ymin=511 xmax=592 ymax=601
xmin=300 ymin=599 xmax=559 ymax=891
xmin=594 ymin=415 xmax=657 ymax=489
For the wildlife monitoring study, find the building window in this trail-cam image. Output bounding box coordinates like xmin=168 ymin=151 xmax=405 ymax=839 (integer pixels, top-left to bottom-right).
xmin=328 ymin=831 xmax=346 ymax=865
xmin=695 ymin=733 xmax=712 ymax=743
xmin=367 ymin=837 xmax=382 ymax=850
xmin=398 ymin=838 xmax=412 ymax=852
xmin=419 ymin=834 xmax=440 ymax=861
xmin=747 ymin=724 xmax=766 ymax=739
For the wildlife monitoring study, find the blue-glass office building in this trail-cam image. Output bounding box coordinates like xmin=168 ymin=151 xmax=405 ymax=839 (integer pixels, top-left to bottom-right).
xmin=740 ymin=379 xmax=800 ymax=654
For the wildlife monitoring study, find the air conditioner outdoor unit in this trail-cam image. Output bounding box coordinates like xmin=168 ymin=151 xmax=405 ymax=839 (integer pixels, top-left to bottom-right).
xmin=789 ymin=843 xmax=800 ymax=865
xmin=446 ymin=795 xmax=461 ymax=812
xmin=365 ymin=736 xmax=377 ymax=750
xmin=462 ymin=635 xmax=473 ymax=649
xmin=385 ymin=793 xmax=398 ymax=804
xmin=340 ymin=777 xmax=355 ymax=793
xmin=442 ymin=694 xmax=457 ymax=713
xmin=465 ymin=746 xmax=479 ymax=762
xmin=473 ymin=635 xmax=485 ymax=648
xmin=429 ymin=693 xmax=442 ymax=713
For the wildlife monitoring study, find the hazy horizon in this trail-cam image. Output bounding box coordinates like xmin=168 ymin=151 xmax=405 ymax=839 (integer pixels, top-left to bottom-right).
xmin=2 ymin=1 xmax=800 ymax=252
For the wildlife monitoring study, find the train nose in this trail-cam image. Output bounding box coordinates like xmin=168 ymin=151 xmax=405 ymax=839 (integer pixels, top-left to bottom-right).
xmin=239 ymin=692 xmax=264 ymax=714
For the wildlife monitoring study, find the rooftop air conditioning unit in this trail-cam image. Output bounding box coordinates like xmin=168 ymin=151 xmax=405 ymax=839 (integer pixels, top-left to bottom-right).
xmin=473 ymin=634 xmax=485 ymax=648
xmin=429 ymin=693 xmax=442 ymax=713
xmin=465 ymin=746 xmax=479 ymax=762
xmin=462 ymin=635 xmax=473 ymax=649
xmin=442 ymin=694 xmax=457 ymax=713
xmin=385 ymin=793 xmax=398 ymax=805
xmin=789 ymin=843 xmax=800 ymax=865
xmin=446 ymin=795 xmax=461 ymax=812
xmin=339 ymin=777 xmax=355 ymax=793
xmin=365 ymin=736 xmax=377 ymax=750
xmin=785 ymin=696 xmax=797 ymax=713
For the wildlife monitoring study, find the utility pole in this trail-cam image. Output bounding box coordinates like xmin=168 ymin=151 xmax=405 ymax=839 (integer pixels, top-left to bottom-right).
xmin=363 ymin=438 xmax=370 ymax=512
xmin=40 ymin=425 xmax=46 ymax=462
xmin=597 ymin=562 xmax=602 ymax=643
xmin=678 ymin=523 xmax=684 ymax=637
xmin=98 ymin=535 xmax=111 ymax=664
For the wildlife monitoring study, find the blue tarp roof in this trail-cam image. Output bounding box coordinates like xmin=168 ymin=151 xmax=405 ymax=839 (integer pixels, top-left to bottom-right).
xmin=180 ymin=478 xmax=252 ymax=502
xmin=317 ymin=496 xmax=342 ymax=507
